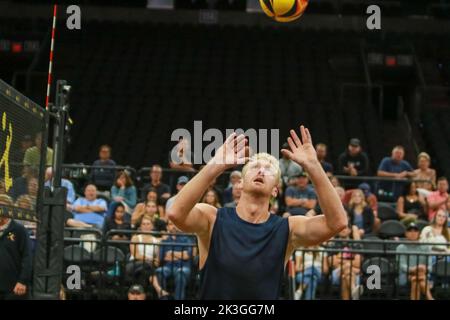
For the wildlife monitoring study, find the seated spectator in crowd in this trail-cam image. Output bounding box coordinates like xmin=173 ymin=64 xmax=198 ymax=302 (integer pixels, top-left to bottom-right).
xmin=72 ymin=184 xmax=107 ymax=229
xmin=343 ymin=183 xmax=378 ymax=213
xmin=127 ymin=284 xmax=146 ymax=301
xmin=103 ymin=203 xmax=131 ymax=241
xmin=279 ymin=142 xmax=303 ymax=186
xmin=169 ymin=137 xmax=195 ymax=172
xmin=337 ymin=139 xmax=370 ymax=188
xmin=23 ymin=132 xmax=53 ymax=167
xmin=144 ymin=188 xmax=166 ymax=218
xmin=222 ymin=171 xmax=242 ymax=205
xmin=284 ymin=172 xmax=317 ymax=216
xmin=8 ymin=167 xmax=38 ymax=201
xmin=413 ymin=152 xmax=436 ymax=191
xmin=27 ymin=177 xmax=38 ymax=205
xmin=328 ymin=224 xmax=362 ymax=300
xmin=225 ymin=179 xmax=243 ymax=208
xmin=396 ymin=222 xmax=433 ymax=300
xmin=316 ymin=143 xmax=333 ymax=176
xmin=165 ymin=176 xmax=189 ymax=212
xmin=377 ymin=145 xmax=414 ymax=200
xmin=427 ymin=177 xmax=449 ymax=222
xmin=128 ymin=215 xmax=160 ymax=288
xmin=397 ymin=181 xmax=427 ymax=223
xmin=346 ymin=189 xmax=375 ymax=237
xmin=420 ymin=209 xmax=449 ymax=260
xmin=330 ymin=175 xmax=341 ymax=188
xmin=131 ymin=200 xmax=167 ymax=233
xmin=109 ymin=170 xmax=137 ymax=215
xmin=294 ymin=245 xmax=328 ymax=300
xmin=89 ymin=145 xmax=116 ymax=192
xmin=154 ymin=220 xmax=194 ymax=300
xmin=44 ymin=167 xmax=75 ymax=209
xmin=201 ymin=190 xmax=221 ymax=208
xmin=0 ymin=194 xmax=32 ymax=300
xmin=140 ymin=165 xmax=171 ymax=204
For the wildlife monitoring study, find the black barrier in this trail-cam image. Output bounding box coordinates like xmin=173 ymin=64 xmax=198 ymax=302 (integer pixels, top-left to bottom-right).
xmin=59 ymin=232 xmax=450 ymax=300
xmin=0 ymin=78 xmax=48 ymax=222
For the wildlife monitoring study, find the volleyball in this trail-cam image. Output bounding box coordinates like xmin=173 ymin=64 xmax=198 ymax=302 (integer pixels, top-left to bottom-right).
xmin=260 ymin=0 xmax=309 ymax=22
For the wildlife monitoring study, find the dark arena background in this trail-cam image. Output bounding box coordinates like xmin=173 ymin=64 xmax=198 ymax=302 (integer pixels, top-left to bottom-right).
xmin=1 ymin=0 xmax=450 ymax=305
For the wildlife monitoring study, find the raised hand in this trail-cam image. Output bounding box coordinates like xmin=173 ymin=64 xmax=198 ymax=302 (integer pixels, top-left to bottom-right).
xmin=208 ymin=133 xmax=249 ymax=169
xmin=281 ymin=125 xmax=318 ymax=168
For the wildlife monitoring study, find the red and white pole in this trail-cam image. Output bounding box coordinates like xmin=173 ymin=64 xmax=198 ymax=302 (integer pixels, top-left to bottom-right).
xmin=46 ymin=4 xmax=58 ymax=110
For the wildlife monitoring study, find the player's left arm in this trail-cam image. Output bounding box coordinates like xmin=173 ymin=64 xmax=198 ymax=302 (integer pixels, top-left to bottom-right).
xmin=282 ymin=126 xmax=348 ymax=248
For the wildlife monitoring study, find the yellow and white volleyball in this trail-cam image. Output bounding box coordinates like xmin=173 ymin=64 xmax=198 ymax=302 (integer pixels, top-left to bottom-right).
xmin=260 ymin=0 xmax=309 ymax=22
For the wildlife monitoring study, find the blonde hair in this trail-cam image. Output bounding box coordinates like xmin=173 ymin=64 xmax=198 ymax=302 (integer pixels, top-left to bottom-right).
xmin=0 ymin=194 xmax=14 ymax=206
xmin=417 ymin=152 xmax=431 ymax=162
xmin=242 ymin=153 xmax=281 ymax=184
xmin=349 ymin=189 xmax=368 ymax=209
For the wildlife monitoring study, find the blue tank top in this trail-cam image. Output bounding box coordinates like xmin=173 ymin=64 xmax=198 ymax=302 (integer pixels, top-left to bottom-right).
xmin=199 ymin=207 xmax=290 ymax=299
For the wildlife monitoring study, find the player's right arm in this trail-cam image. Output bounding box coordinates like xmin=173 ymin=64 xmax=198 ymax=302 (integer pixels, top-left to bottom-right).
xmin=167 ymin=133 xmax=248 ymax=235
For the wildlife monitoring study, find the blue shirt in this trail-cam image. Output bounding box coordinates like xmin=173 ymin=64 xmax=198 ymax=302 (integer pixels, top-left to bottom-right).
xmin=285 ymin=185 xmax=317 ymax=209
xmin=159 ymin=234 xmax=194 ymax=269
xmin=378 ymin=157 xmax=413 ymax=198
xmin=110 ymin=185 xmax=137 ymax=209
xmin=72 ymin=197 xmax=107 ymax=228
xmin=45 ymin=179 xmax=76 ymax=204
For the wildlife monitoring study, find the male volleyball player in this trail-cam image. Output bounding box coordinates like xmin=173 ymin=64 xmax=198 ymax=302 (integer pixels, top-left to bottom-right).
xmin=167 ymin=125 xmax=348 ymax=299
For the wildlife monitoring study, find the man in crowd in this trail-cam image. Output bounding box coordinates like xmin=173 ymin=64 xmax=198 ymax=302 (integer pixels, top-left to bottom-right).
xmin=165 ymin=176 xmax=189 ymax=212
xmin=0 ymin=195 xmax=32 ymax=300
xmin=284 ymin=172 xmax=317 ymax=216
xmin=316 ymin=143 xmax=333 ymax=176
xmin=222 ymin=171 xmax=242 ymax=204
xmin=337 ymin=138 xmax=370 ymax=188
xmin=141 ymin=165 xmax=171 ymax=204
xmin=224 ymin=179 xmax=243 ymax=208
xmin=427 ymin=177 xmax=449 ymax=221
xmin=377 ymin=145 xmax=414 ymax=199
xmin=72 ymin=184 xmax=108 ymax=228
xmin=90 ymin=145 xmax=117 ymax=192
xmin=127 ymin=284 xmax=146 ymax=300
xmin=279 ymin=142 xmax=303 ymax=186
xmin=23 ymin=132 xmax=53 ymax=168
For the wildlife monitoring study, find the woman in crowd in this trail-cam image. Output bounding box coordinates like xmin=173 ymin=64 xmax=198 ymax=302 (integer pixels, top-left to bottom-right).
xmin=110 ymin=170 xmax=137 ymax=214
xmin=413 ymin=152 xmax=436 ymax=191
xmin=347 ymin=189 xmax=375 ymax=237
xmin=328 ymin=224 xmax=362 ymax=300
xmin=144 ymin=188 xmax=165 ymax=218
xmin=420 ymin=209 xmax=449 ymax=261
xmin=295 ymin=245 xmax=328 ymax=300
xmin=103 ymin=203 xmax=132 ymax=254
xmin=131 ymin=200 xmax=167 ymax=233
xmin=201 ymin=190 xmax=221 ymax=208
xmin=397 ymin=181 xmax=427 ymax=223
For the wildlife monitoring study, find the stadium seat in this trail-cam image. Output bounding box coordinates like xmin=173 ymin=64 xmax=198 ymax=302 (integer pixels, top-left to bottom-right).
xmin=378 ymin=221 xmax=406 ymax=239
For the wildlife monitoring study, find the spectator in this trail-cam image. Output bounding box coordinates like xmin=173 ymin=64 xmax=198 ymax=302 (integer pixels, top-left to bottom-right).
xmin=294 ymin=246 xmax=328 ymax=300
xmin=144 ymin=188 xmax=165 ymax=217
xmin=141 ymin=165 xmax=171 ymax=204
xmin=377 ymin=145 xmax=414 ymax=199
xmin=16 ymin=135 xmax=33 ymax=169
xmin=128 ymin=215 xmax=161 ymax=289
xmin=165 ymin=176 xmax=189 ymax=212
xmin=0 ymin=195 xmax=32 ymax=300
xmin=427 ymin=177 xmax=449 ymax=222
xmin=284 ymin=172 xmax=317 ymax=216
xmin=396 ymin=181 xmax=427 ymax=223
xmin=316 ymin=143 xmax=333 ymax=176
xmin=154 ymin=220 xmax=194 ymax=300
xmin=131 ymin=200 xmax=167 ymax=233
xmin=27 ymin=177 xmax=38 ymax=206
xmin=103 ymin=203 xmax=131 ymax=241
xmin=222 ymin=171 xmax=242 ymax=204
xmin=225 ymin=179 xmax=243 ymax=208
xmin=343 ymin=183 xmax=378 ymax=214
xmin=328 ymin=224 xmax=362 ymax=300
xmin=169 ymin=137 xmax=195 ymax=172
xmin=413 ymin=152 xmax=436 ymax=191
xmin=109 ymin=170 xmax=137 ymax=215
xmin=279 ymin=142 xmax=303 ymax=186
xmin=420 ymin=209 xmax=449 ymax=257
xmin=347 ymin=189 xmax=375 ymax=237
xmin=72 ymin=184 xmax=107 ymax=229
xmin=44 ymin=167 xmax=76 ymax=209
xmin=23 ymin=132 xmax=53 ymax=167
xmin=90 ymin=145 xmax=116 ymax=192
xmin=127 ymin=284 xmax=146 ymax=301
xmin=330 ymin=176 xmax=341 ymax=188
xmin=337 ymin=139 xmax=370 ymax=188
xmin=201 ymin=190 xmax=221 ymax=208
xmin=396 ymin=222 xmax=433 ymax=300
xmin=9 ymin=167 xmax=38 ymax=201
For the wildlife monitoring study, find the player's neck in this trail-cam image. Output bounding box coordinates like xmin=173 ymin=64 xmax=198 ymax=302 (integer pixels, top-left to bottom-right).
xmin=236 ymin=193 xmax=270 ymax=224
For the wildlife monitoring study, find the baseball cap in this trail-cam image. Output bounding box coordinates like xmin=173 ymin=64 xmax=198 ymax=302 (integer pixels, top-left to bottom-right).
xmin=358 ymin=183 xmax=371 ymax=194
xmin=294 ymin=171 xmax=308 ymax=178
xmin=349 ymin=138 xmax=361 ymax=147
xmin=128 ymin=284 xmax=144 ymax=295
xmin=177 ymin=176 xmax=189 ymax=185
xmin=406 ymin=222 xmax=419 ymax=231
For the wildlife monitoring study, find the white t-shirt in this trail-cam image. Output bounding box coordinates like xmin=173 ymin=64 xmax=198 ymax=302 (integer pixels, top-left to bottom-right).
xmin=420 ymin=226 xmax=449 ymax=252
xmin=295 ymin=248 xmax=325 ymax=270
